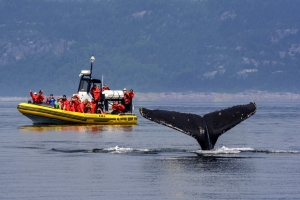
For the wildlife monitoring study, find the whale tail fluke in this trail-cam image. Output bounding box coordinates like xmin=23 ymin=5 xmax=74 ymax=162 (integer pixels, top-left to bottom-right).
xmin=139 ymin=102 xmax=257 ymax=150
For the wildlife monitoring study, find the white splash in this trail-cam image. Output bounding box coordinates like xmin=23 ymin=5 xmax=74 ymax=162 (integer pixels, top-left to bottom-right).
xmin=103 ymin=146 xmax=150 ymax=154
xmin=195 ymin=146 xmax=254 ymax=154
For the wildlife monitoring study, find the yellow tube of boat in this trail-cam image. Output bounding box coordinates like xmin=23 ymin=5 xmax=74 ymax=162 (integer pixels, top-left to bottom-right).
xmin=17 ymin=102 xmax=137 ymax=125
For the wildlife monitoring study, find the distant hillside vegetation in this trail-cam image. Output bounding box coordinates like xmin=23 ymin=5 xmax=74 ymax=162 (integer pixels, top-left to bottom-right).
xmin=0 ymin=0 xmax=300 ymax=96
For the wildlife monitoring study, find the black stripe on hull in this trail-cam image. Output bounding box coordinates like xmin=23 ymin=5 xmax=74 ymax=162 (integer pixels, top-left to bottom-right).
xmin=24 ymin=114 xmax=78 ymax=125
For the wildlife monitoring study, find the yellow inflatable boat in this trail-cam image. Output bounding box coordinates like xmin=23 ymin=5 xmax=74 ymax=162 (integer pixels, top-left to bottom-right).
xmin=17 ymin=102 xmax=137 ymax=125
xmin=18 ymin=56 xmax=138 ymax=125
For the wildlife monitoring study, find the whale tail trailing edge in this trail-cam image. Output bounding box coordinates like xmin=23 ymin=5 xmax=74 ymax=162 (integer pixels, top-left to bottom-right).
xmin=139 ymin=102 xmax=257 ymax=150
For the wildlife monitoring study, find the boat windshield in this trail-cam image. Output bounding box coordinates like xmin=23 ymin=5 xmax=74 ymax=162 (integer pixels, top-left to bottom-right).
xmin=78 ymin=79 xmax=90 ymax=92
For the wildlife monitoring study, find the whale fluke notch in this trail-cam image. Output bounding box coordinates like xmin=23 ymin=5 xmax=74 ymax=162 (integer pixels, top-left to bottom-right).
xmin=139 ymin=102 xmax=257 ymax=150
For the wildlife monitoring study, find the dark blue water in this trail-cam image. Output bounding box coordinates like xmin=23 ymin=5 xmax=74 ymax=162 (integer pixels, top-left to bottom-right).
xmin=1 ymin=101 xmax=299 ymax=199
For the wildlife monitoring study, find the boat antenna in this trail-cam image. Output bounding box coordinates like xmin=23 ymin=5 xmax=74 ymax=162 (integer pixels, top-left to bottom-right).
xmin=90 ymin=55 xmax=95 ymax=78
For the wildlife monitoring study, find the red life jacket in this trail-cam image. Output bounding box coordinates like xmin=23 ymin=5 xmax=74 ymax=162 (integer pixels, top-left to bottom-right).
xmin=37 ymin=94 xmax=44 ymax=103
xmin=30 ymin=92 xmax=39 ymax=103
xmin=112 ymin=102 xmax=118 ymax=111
xmin=124 ymin=92 xmax=134 ymax=104
xmin=85 ymin=103 xmax=93 ymax=113
xmin=117 ymin=104 xmax=125 ymax=113
xmin=102 ymin=86 xmax=110 ymax=91
xmin=80 ymin=102 xmax=87 ymax=113
xmin=90 ymin=102 xmax=97 ymax=113
xmin=72 ymin=100 xmax=81 ymax=112
xmin=60 ymin=99 xmax=69 ymax=110
xmin=90 ymin=87 xmax=101 ymax=101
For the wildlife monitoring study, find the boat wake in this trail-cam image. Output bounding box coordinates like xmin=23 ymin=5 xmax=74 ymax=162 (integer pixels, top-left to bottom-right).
xmin=51 ymin=146 xmax=299 ymax=155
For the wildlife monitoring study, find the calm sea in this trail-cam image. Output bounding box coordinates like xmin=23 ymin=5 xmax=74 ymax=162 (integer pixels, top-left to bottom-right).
xmin=1 ymin=101 xmax=299 ymax=200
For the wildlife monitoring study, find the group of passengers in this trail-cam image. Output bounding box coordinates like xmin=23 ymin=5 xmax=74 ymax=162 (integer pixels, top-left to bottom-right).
xmin=54 ymin=94 xmax=105 ymax=114
xmin=29 ymin=84 xmax=134 ymax=114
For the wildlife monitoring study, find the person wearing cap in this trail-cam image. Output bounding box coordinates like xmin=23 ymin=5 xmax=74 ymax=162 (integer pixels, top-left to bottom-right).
xmin=29 ymin=90 xmax=38 ymax=103
xmin=90 ymin=85 xmax=101 ymax=103
xmin=30 ymin=90 xmax=44 ymax=104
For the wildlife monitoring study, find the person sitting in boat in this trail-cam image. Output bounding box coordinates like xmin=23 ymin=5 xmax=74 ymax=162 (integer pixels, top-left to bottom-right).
xmin=111 ymin=101 xmax=119 ymax=114
xmin=90 ymin=85 xmax=101 ymax=102
xmin=118 ymin=103 xmax=125 ymax=113
xmin=29 ymin=90 xmax=44 ymax=104
xmin=111 ymin=101 xmax=125 ymax=114
xmin=102 ymin=84 xmax=110 ymax=91
xmin=80 ymin=99 xmax=87 ymax=113
xmin=55 ymin=98 xmax=60 ymax=108
xmin=96 ymin=101 xmax=104 ymax=114
xmin=46 ymin=94 xmax=56 ymax=106
xmin=122 ymin=88 xmax=134 ymax=113
xmin=71 ymin=95 xmax=82 ymax=112
xmin=90 ymin=98 xmax=97 ymax=113
xmin=68 ymin=100 xmax=75 ymax=112
xmin=80 ymin=99 xmax=93 ymax=113
xmin=85 ymin=101 xmax=93 ymax=113
xmin=59 ymin=95 xmax=69 ymax=110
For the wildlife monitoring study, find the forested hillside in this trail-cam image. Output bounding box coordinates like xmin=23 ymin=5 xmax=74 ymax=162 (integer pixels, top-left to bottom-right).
xmin=0 ymin=0 xmax=300 ymax=96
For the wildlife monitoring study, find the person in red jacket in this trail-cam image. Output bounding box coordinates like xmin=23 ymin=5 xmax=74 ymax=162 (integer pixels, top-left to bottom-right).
xmin=59 ymin=95 xmax=69 ymax=110
xmin=67 ymin=100 xmax=74 ymax=112
xmin=111 ymin=101 xmax=119 ymax=114
xmin=90 ymin=98 xmax=97 ymax=113
xmin=117 ymin=103 xmax=125 ymax=113
xmin=102 ymin=84 xmax=110 ymax=91
xmin=71 ymin=95 xmax=82 ymax=112
xmin=85 ymin=101 xmax=93 ymax=113
xmin=30 ymin=90 xmax=44 ymax=104
xmin=90 ymin=85 xmax=101 ymax=102
xmin=111 ymin=101 xmax=125 ymax=114
xmin=37 ymin=90 xmax=45 ymax=103
xmin=30 ymin=90 xmax=38 ymax=103
xmin=123 ymin=88 xmax=134 ymax=113
xmin=80 ymin=99 xmax=92 ymax=113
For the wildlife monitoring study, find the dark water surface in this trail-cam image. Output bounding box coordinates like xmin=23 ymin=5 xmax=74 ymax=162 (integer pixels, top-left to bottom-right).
xmin=1 ymin=101 xmax=299 ymax=199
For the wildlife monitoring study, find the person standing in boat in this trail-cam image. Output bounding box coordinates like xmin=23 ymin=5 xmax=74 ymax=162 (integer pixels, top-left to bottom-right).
xmin=123 ymin=88 xmax=134 ymax=113
xmin=90 ymin=85 xmax=101 ymax=103
xmin=102 ymin=84 xmax=110 ymax=91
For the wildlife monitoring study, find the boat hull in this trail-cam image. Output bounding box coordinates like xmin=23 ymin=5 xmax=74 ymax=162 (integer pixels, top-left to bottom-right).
xmin=17 ymin=103 xmax=138 ymax=125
